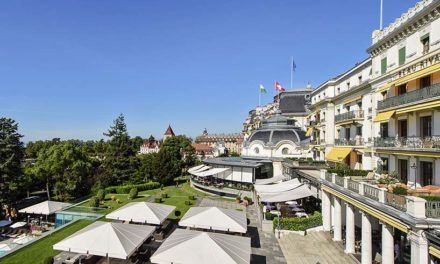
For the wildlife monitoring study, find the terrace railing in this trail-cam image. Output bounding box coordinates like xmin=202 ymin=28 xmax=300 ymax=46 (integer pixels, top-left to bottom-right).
xmin=377 ymin=83 xmax=440 ymax=111
xmin=347 ymin=179 xmax=360 ymax=193
xmin=335 ymin=110 xmax=364 ymax=123
xmin=385 ymin=192 xmax=407 ymax=211
xmin=426 ymin=201 xmax=440 ymax=218
xmin=374 ymin=136 xmax=440 ymax=150
xmin=363 ymin=184 xmax=380 ymax=201
xmin=335 ymin=175 xmax=345 ymax=187
xmin=325 ymin=172 xmax=333 ymax=182
xmin=335 ymin=137 xmax=364 ymax=146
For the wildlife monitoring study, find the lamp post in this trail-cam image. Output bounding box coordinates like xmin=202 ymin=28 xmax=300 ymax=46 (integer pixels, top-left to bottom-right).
xmin=411 ymin=162 xmax=418 ymax=188
xmin=276 ymin=203 xmax=281 ymax=239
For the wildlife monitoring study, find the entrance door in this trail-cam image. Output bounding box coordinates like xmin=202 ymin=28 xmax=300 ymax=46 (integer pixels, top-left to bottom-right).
xmin=398 ymin=159 xmax=408 ymax=184
xmin=420 ymin=161 xmax=433 ymax=186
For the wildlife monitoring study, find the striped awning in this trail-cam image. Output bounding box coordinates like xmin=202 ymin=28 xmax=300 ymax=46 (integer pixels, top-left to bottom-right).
xmin=373 ymin=110 xmax=395 ymax=122
xmin=343 ymin=96 xmax=362 ymax=105
xmin=325 ymin=147 xmax=352 ymax=163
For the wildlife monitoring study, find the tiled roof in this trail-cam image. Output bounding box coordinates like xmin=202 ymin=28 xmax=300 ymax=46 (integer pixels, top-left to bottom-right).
xmin=164 ymin=125 xmax=175 ymax=136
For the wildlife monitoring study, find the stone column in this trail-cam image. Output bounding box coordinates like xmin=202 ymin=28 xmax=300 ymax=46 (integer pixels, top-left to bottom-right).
xmin=361 ymin=212 xmax=372 ymax=264
xmin=322 ymin=190 xmax=331 ymax=231
xmin=345 ymin=203 xmax=355 ymax=254
xmin=381 ymin=223 xmax=394 ymax=264
xmin=410 ymin=230 xmax=429 ymax=264
xmin=333 ymin=197 xmax=342 ymax=241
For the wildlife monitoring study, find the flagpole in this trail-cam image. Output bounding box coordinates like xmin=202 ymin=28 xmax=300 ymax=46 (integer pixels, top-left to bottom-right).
xmin=259 ymin=87 xmax=261 ymax=107
xmin=380 ymin=0 xmax=383 ymax=30
xmin=290 ymin=56 xmax=293 ymax=89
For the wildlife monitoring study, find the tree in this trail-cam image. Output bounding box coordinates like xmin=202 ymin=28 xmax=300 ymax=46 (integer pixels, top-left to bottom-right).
xmin=102 ymin=114 xmax=139 ymax=186
xmin=0 ymin=118 xmax=25 ymax=207
xmin=138 ymin=153 xmax=157 ymax=182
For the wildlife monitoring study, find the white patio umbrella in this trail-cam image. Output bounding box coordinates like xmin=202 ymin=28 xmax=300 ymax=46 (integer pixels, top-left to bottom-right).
xmin=179 ymin=207 xmax=247 ymax=233
xmin=10 ymin=222 xmax=27 ymax=229
xmin=18 ymin=201 xmax=71 ymax=215
xmin=150 ymin=229 xmax=251 ymax=264
xmin=106 ymin=202 xmax=176 ymax=225
xmin=53 ymin=221 xmax=155 ymax=260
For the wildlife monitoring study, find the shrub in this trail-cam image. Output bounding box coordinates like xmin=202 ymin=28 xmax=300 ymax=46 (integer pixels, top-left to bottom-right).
xmin=174 ymin=210 xmax=181 ymax=217
xmin=188 ymin=195 xmax=195 ymax=200
xmin=273 ymin=212 xmax=322 ymax=231
xmin=44 ymin=256 xmax=53 ymax=264
xmin=184 ymin=200 xmax=192 ymax=205
xmin=265 ymin=212 xmax=276 ymax=221
xmin=161 ymin=193 xmax=168 ymax=198
xmin=111 ymin=195 xmax=116 ymax=201
xmin=243 ymin=196 xmax=253 ymax=204
xmin=129 ymin=188 xmax=138 ymax=200
xmin=154 ymin=197 xmax=162 ymax=203
xmin=96 ymin=189 xmax=105 ymax=202
xmin=420 ymin=196 xmax=440 ymax=201
xmin=105 ymin=182 xmax=160 ymax=194
xmin=116 ymin=199 xmax=121 ymax=204
xmin=89 ymin=197 xmax=99 ymax=207
xmin=328 ymin=169 xmax=371 ymax=177
xmin=393 ymin=187 xmax=408 ymax=195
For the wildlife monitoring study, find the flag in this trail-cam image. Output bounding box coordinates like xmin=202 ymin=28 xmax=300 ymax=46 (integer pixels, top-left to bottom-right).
xmin=275 ymin=81 xmax=285 ymax=92
xmin=259 ymin=84 xmax=267 ymax=93
xmin=292 ymin=59 xmax=296 ymax=72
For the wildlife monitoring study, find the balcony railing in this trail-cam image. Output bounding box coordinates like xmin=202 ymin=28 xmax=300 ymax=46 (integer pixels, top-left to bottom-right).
xmin=347 ymin=179 xmax=360 ymax=193
xmin=377 ymin=83 xmax=440 ymax=111
xmin=325 ymin=172 xmax=333 ymax=182
xmin=363 ymin=184 xmax=380 ymax=201
xmin=426 ymin=201 xmax=440 ymax=218
xmin=374 ymin=136 xmax=440 ymax=149
xmin=335 ymin=110 xmax=364 ymax=123
xmin=385 ymin=192 xmax=407 ymax=211
xmin=335 ymin=137 xmax=364 ymax=146
xmin=335 ymin=175 xmax=345 ymax=187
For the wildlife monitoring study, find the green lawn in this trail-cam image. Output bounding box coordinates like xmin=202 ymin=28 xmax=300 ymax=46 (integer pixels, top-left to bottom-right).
xmin=1 ymin=220 xmax=92 ymax=264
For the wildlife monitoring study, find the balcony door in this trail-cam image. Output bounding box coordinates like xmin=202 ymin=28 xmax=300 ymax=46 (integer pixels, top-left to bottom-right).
xmin=420 ymin=161 xmax=433 ymax=186
xmin=398 ymin=120 xmax=408 ymax=138
xmin=420 ymin=116 xmax=432 ymax=137
xmin=345 ymin=127 xmax=350 ymax=141
xmin=398 ymin=159 xmax=408 ymax=183
xmin=397 ymin=84 xmax=407 ymax=96
xmin=420 ymin=75 xmax=431 ymax=89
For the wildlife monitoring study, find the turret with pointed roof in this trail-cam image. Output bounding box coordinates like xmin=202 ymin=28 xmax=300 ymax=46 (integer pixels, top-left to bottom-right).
xmin=163 ymin=125 xmax=175 ymax=140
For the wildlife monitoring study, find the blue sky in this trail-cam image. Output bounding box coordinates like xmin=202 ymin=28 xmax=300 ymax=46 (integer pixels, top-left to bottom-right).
xmin=0 ymin=0 xmax=419 ymax=142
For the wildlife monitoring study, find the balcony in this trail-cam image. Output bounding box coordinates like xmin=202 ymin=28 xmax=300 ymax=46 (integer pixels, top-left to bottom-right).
xmin=309 ymin=120 xmax=318 ymax=127
xmin=377 ymin=83 xmax=440 ymax=111
xmin=374 ymin=136 xmax=440 ymax=150
xmin=335 ymin=137 xmax=364 ymax=146
xmin=335 ymin=110 xmax=364 ymax=123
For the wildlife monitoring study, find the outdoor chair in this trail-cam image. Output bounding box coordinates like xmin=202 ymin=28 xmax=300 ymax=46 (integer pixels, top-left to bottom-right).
xmin=153 ymin=231 xmax=165 ymax=241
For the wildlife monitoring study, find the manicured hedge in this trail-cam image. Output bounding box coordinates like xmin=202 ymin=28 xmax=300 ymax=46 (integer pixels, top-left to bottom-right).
xmin=265 ymin=212 xmax=276 ymax=221
xmin=327 ymin=169 xmax=372 ymax=177
xmin=393 ymin=187 xmax=408 ymax=195
xmin=273 ymin=211 xmax=322 ymax=231
xmin=420 ymin=196 xmax=440 ymax=201
xmin=105 ymin=181 xmax=160 ymax=194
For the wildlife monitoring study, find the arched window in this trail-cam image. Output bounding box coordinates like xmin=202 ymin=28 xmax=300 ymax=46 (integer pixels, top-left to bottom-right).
xmin=254 ymin=147 xmax=260 ymax=154
xmin=282 ymin=147 xmax=289 ymax=155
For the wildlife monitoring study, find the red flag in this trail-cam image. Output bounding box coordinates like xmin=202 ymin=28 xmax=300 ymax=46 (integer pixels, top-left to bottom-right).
xmin=275 ymin=81 xmax=285 ymax=92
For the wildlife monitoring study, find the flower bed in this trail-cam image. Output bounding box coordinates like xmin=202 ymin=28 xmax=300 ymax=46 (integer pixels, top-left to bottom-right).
xmin=273 ymin=211 xmax=322 ymax=231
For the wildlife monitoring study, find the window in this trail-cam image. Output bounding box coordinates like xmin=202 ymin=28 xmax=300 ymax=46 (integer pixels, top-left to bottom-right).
xmin=420 ymin=161 xmax=433 ymax=186
xmin=420 ymin=75 xmax=431 ymax=89
xmin=398 ymin=120 xmax=408 ymax=138
xmin=357 ymin=154 xmax=363 ymax=165
xmin=421 ymin=34 xmax=430 ymax=54
xmin=420 ymin=116 xmax=432 ymax=137
xmin=254 ymin=147 xmax=260 ymax=154
xmin=337 ymin=109 xmax=340 ymax=115
xmin=381 ymin=158 xmax=389 ymax=173
xmin=358 ymin=75 xmax=363 ymax=84
xmin=282 ymin=148 xmax=289 ymax=155
xmin=345 ymin=127 xmax=350 ymax=141
xmin=381 ymin=57 xmax=387 ymax=74
xmin=398 ymin=47 xmax=406 ymax=66
xmin=337 ymin=87 xmax=340 ymax=93
xmin=398 ymin=159 xmax=408 ymax=183
xmin=397 ymin=84 xmax=407 ymax=95
xmin=356 ymin=126 xmax=362 ymax=136
xmin=380 ymin=122 xmax=389 ymax=138
xmin=347 ymin=82 xmax=350 ymax=89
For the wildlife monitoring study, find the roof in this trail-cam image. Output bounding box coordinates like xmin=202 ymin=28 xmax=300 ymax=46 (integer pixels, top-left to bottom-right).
xmin=279 ymin=92 xmax=310 ymax=114
xmin=259 ymin=184 xmax=314 ymax=203
xmin=179 ymin=206 xmax=247 ymax=233
xmin=164 ymin=125 xmax=175 ymax=136
xmin=53 ymin=221 xmax=155 ymax=259
xmin=150 ymin=228 xmax=251 ymax=264
xmin=192 ymin=143 xmax=213 ymax=152
xmin=105 ymin=202 xmax=176 ymax=225
xmin=18 ymin=201 xmax=71 ymax=215
xmin=203 ymin=157 xmax=265 ymax=168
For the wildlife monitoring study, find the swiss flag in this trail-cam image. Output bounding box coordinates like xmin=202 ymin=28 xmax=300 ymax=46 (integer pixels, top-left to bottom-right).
xmin=275 ymin=81 xmax=285 ymax=92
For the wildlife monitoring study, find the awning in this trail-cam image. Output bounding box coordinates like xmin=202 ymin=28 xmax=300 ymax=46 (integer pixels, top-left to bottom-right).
xmin=255 ymin=175 xmax=287 ymax=185
xmin=53 ymin=221 xmax=155 ymax=259
xmin=190 ymin=165 xmax=211 ymax=173
xmin=343 ymin=96 xmax=362 ymax=105
xmin=259 ymin=184 xmax=314 ymax=203
xmin=106 ymin=202 xmax=176 ymax=225
xmin=150 ymin=229 xmax=251 ymax=264
xmin=336 ymin=120 xmax=354 ymax=126
xmin=305 ymin=127 xmax=313 ymax=136
xmin=179 ymin=207 xmax=247 ymax=233
xmin=254 ymin=179 xmax=301 ymax=194
xmin=396 ymin=100 xmax=440 ymax=115
xmin=325 ymin=147 xmax=352 ymax=163
xmin=191 ymin=167 xmax=230 ymax=177
xmin=373 ymin=110 xmax=395 ymax=122
xmin=377 ymin=62 xmax=440 ymax=92
xmin=188 ymin=165 xmax=205 ymax=173
xmin=19 ymin=201 xmax=71 ymax=215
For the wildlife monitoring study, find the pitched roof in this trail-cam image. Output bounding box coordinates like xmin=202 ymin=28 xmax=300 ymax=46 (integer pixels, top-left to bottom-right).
xmin=164 ymin=125 xmax=175 ymax=136
xmin=191 ymin=143 xmax=213 ymax=152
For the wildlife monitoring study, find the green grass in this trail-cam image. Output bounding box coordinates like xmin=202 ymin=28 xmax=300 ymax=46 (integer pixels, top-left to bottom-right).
xmin=1 ymin=220 xmax=92 ymax=264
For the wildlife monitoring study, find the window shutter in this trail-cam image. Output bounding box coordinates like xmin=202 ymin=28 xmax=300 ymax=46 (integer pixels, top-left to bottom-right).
xmin=399 ymin=47 xmax=406 ymax=66
xmin=381 ymin=57 xmax=387 ymax=74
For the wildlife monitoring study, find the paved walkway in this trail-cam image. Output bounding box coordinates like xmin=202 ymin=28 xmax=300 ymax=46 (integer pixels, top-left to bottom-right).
xmin=278 ymin=231 xmax=358 ymax=264
xmin=200 ymin=197 xmax=287 ymax=264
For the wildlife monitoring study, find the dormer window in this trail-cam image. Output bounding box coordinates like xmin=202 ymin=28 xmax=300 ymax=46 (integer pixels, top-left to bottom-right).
xmin=358 ymin=75 xmax=362 ymax=84
xmin=337 ymin=87 xmax=340 ymax=93
xmin=347 ymin=82 xmax=350 ymax=89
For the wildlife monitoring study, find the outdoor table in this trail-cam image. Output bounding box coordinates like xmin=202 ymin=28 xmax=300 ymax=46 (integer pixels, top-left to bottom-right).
xmin=290 ymin=207 xmax=305 ymax=212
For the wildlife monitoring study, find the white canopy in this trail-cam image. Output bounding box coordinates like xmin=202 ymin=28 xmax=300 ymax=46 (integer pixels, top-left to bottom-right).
xmin=18 ymin=201 xmax=71 ymax=215
xmin=259 ymin=184 xmax=314 ymax=203
xmin=10 ymin=222 xmax=27 ymax=229
xmin=190 ymin=165 xmax=211 ymax=173
xmin=150 ymin=228 xmax=251 ymax=264
xmin=255 ymin=175 xmax=287 ymax=185
xmin=188 ymin=165 xmax=205 ymax=173
xmin=106 ymin=202 xmax=176 ymax=225
xmin=254 ymin=178 xmax=301 ymax=194
xmin=190 ymin=167 xmax=230 ymax=177
xmin=179 ymin=207 xmax=247 ymax=233
xmin=53 ymin=221 xmax=155 ymax=259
